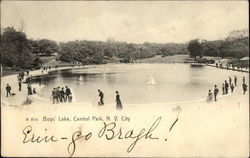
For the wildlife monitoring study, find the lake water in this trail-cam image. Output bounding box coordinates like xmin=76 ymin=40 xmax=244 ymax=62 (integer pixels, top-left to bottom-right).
xmin=39 ymin=64 xmax=248 ymax=105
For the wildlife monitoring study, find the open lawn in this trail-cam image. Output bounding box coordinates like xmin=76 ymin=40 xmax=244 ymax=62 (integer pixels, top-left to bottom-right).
xmin=140 ymin=54 xmax=189 ymax=63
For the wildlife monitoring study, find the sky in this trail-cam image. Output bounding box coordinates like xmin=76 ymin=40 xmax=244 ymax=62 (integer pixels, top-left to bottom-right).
xmin=1 ymin=1 xmax=249 ymax=43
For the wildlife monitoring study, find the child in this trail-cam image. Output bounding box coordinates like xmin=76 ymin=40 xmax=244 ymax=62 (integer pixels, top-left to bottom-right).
xmin=206 ymin=90 xmax=213 ymax=102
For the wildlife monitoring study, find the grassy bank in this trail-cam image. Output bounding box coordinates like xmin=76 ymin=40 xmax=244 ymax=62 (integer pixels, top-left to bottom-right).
xmin=140 ymin=54 xmax=188 ymax=63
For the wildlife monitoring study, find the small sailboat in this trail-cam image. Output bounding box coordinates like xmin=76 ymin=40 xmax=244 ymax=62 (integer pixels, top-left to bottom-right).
xmin=146 ymin=76 xmax=156 ymax=85
xmin=78 ymin=75 xmax=84 ymax=82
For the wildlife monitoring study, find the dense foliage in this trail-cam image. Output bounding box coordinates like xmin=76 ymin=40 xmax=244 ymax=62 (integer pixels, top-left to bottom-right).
xmin=58 ymin=40 xmax=188 ymax=64
xmin=188 ymin=29 xmax=249 ymax=60
xmin=0 ymin=27 xmax=248 ymax=70
xmin=0 ymin=27 xmax=58 ymax=69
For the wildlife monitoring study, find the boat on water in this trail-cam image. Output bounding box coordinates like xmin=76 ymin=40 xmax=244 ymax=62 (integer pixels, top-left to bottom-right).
xmin=78 ymin=75 xmax=84 ymax=81
xmin=146 ymin=76 xmax=156 ymax=85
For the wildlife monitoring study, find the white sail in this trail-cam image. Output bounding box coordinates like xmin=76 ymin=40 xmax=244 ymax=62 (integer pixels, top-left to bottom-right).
xmin=147 ymin=76 xmax=156 ymax=85
xmin=78 ymin=75 xmax=84 ymax=81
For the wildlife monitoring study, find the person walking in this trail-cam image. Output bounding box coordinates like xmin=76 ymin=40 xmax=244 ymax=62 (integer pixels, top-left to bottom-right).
xmin=214 ymin=85 xmax=219 ymax=101
xmin=225 ymin=80 xmax=229 ymax=94
xmin=242 ymin=83 xmax=248 ymax=95
xmin=6 ymin=84 xmax=11 ymax=97
xmin=234 ymin=76 xmax=237 ymax=86
xmin=222 ymin=83 xmax=225 ymax=95
xmin=115 ymin=91 xmax=123 ymax=110
xmin=98 ymin=89 xmax=104 ymax=105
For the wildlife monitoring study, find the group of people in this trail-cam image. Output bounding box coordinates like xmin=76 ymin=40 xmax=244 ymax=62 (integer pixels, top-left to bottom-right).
xmin=97 ymin=89 xmax=123 ymax=110
xmin=207 ymin=75 xmax=248 ymax=102
xmin=51 ymin=86 xmax=72 ymax=104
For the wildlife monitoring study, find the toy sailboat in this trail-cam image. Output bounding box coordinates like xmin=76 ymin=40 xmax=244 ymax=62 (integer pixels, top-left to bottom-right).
xmin=78 ymin=75 xmax=84 ymax=81
xmin=147 ymin=76 xmax=156 ymax=85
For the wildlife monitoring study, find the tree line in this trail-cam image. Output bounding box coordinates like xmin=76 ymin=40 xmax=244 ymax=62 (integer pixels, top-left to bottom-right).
xmin=0 ymin=26 xmax=248 ymax=70
xmin=0 ymin=27 xmax=58 ymax=69
xmin=58 ymin=40 xmax=188 ymax=64
xmin=188 ymin=29 xmax=249 ymax=60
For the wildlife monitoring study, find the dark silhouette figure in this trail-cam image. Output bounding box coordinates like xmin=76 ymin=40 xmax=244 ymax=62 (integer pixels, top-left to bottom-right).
xmin=214 ymin=85 xmax=219 ymax=101
xmin=229 ymin=77 xmax=232 ymax=86
xmin=60 ymin=88 xmax=65 ymax=102
xmin=18 ymin=81 xmax=22 ymax=91
xmin=234 ymin=76 xmax=237 ymax=86
xmin=6 ymin=84 xmax=11 ymax=97
xmin=33 ymin=88 xmax=36 ymax=94
xmin=231 ymin=84 xmax=234 ymax=93
xmin=115 ymin=91 xmax=123 ymax=110
xmin=27 ymin=84 xmax=32 ymax=95
xmin=65 ymin=86 xmax=71 ymax=102
xmin=242 ymin=83 xmax=248 ymax=95
xmin=225 ymin=81 xmax=229 ymax=94
xmin=52 ymin=88 xmax=58 ymax=104
xmin=222 ymin=83 xmax=225 ymax=95
xmin=98 ymin=89 xmax=104 ymax=105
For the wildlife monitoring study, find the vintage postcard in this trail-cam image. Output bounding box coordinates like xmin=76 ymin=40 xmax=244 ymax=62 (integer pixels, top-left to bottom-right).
xmin=1 ymin=1 xmax=249 ymax=157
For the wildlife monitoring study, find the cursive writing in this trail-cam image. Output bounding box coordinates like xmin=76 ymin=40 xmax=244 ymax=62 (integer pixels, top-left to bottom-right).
xmin=22 ymin=116 xmax=178 ymax=157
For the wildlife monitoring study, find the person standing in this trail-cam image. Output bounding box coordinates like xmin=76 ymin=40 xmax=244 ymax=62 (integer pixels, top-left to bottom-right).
xmin=33 ymin=88 xmax=36 ymax=94
xmin=214 ymin=85 xmax=219 ymax=101
xmin=222 ymin=83 xmax=225 ymax=95
xmin=242 ymin=83 xmax=248 ymax=95
xmin=18 ymin=80 xmax=22 ymax=91
xmin=243 ymin=76 xmax=245 ymax=84
xmin=234 ymin=76 xmax=237 ymax=86
xmin=231 ymin=84 xmax=234 ymax=93
xmin=225 ymin=81 xmax=229 ymax=94
xmin=229 ymin=77 xmax=232 ymax=87
xmin=115 ymin=91 xmax=123 ymax=110
xmin=6 ymin=84 xmax=11 ymax=97
xmin=98 ymin=89 xmax=104 ymax=105
xmin=65 ymin=86 xmax=71 ymax=102
xmin=27 ymin=84 xmax=32 ymax=95
xmin=39 ymin=78 xmax=42 ymax=86
xmin=60 ymin=88 xmax=65 ymax=102
xmin=52 ymin=88 xmax=57 ymax=104
xmin=206 ymin=90 xmax=213 ymax=102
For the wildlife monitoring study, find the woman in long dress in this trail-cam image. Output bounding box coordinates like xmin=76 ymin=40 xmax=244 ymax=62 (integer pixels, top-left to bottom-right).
xmin=115 ymin=91 xmax=123 ymax=110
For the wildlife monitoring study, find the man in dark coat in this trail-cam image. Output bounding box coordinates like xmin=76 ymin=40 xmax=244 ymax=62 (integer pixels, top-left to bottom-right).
xmin=18 ymin=80 xmax=22 ymax=91
xmin=214 ymin=85 xmax=219 ymax=101
xmin=242 ymin=83 xmax=248 ymax=95
xmin=6 ymin=84 xmax=11 ymax=97
xmin=234 ymin=76 xmax=237 ymax=86
xmin=98 ymin=89 xmax=104 ymax=105
xmin=225 ymin=80 xmax=229 ymax=94
xmin=65 ymin=86 xmax=71 ymax=102
xmin=60 ymin=88 xmax=65 ymax=102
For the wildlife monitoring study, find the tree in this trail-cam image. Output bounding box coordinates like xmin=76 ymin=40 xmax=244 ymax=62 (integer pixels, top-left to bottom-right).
xmin=0 ymin=27 xmax=34 ymax=68
xmin=187 ymin=39 xmax=203 ymax=60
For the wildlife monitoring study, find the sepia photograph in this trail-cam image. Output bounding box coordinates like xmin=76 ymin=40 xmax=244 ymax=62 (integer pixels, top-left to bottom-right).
xmin=1 ymin=1 xmax=249 ymax=157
